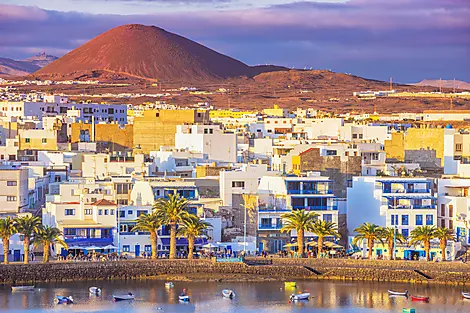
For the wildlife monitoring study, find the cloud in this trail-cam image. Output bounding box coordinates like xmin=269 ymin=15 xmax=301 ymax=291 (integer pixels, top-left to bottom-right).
xmin=0 ymin=1 xmax=469 ymax=82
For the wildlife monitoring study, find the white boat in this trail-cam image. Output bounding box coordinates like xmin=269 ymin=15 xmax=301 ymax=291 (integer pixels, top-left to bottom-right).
xmin=165 ymin=282 xmax=174 ymax=288
xmin=89 ymin=287 xmax=102 ymax=295
xmin=113 ymin=293 xmax=135 ymax=302
xmin=388 ymin=290 xmax=408 ymax=297
xmin=11 ymin=286 xmax=34 ymax=291
xmin=290 ymin=293 xmax=310 ymax=301
xmin=222 ymin=289 xmax=235 ymax=299
xmin=179 ymin=295 xmax=190 ymax=302
xmin=462 ymin=292 xmax=470 ymax=299
xmin=56 ymin=296 xmax=74 ymax=304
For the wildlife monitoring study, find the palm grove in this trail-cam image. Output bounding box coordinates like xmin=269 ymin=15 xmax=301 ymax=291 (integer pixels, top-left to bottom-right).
xmin=0 ymin=194 xmax=211 ymax=264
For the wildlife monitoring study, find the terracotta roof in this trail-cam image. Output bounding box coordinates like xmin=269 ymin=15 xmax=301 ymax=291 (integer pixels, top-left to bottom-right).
xmin=89 ymin=199 xmax=116 ymax=206
xmin=299 ymin=148 xmax=316 ymax=156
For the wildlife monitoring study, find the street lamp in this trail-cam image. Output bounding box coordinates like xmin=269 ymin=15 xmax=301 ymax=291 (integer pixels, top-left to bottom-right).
xmin=393 ymin=225 xmax=398 ymax=260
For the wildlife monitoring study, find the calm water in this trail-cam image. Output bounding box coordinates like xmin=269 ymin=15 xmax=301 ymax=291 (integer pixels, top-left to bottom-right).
xmin=1 ymin=279 xmax=468 ymax=312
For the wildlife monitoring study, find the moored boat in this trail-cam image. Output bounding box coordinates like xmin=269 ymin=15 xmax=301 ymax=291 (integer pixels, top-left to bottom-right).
xmin=290 ymin=293 xmax=310 ymax=301
xmin=388 ymin=290 xmax=408 ymax=296
xmin=113 ymin=293 xmax=135 ymax=302
xmin=56 ymin=296 xmax=74 ymax=304
xmin=89 ymin=287 xmax=101 ymax=295
xmin=462 ymin=292 xmax=470 ymax=299
xmin=402 ymin=309 xmax=416 ymax=313
xmin=11 ymin=286 xmax=34 ymax=292
xmin=284 ymin=282 xmax=296 ymax=288
xmin=411 ymin=295 xmax=429 ymax=302
xmin=222 ymin=289 xmax=235 ymax=299
xmin=179 ymin=295 xmax=190 ymax=302
xmin=165 ymin=282 xmax=174 ymax=288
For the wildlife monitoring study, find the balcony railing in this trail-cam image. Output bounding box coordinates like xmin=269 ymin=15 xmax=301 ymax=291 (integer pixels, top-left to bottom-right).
xmin=387 ymin=204 xmax=436 ymax=210
xmin=292 ymin=205 xmax=338 ymax=211
xmin=258 ymin=207 xmax=290 ymax=212
xmin=65 ymin=237 xmax=113 ymax=244
xmin=258 ymin=224 xmax=283 ymax=230
xmin=288 ymin=189 xmax=333 ymax=195
xmin=383 ymin=189 xmax=431 ymax=194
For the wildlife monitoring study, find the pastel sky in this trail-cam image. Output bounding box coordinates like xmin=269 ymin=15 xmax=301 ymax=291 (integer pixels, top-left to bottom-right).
xmin=1 ymin=0 xmax=469 ymax=82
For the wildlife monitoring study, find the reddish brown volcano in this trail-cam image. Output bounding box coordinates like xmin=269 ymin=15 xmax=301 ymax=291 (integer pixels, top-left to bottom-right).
xmin=34 ymin=24 xmax=279 ymax=82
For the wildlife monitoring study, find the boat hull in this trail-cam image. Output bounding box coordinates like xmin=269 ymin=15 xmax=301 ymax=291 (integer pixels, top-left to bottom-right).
xmin=462 ymin=292 xmax=470 ymax=299
xmin=56 ymin=296 xmax=73 ymax=304
xmin=113 ymin=295 xmax=135 ymax=302
xmin=222 ymin=290 xmax=235 ymax=299
xmin=290 ymin=293 xmax=310 ymax=301
xmin=12 ymin=286 xmax=35 ymax=291
xmin=89 ymin=287 xmax=101 ymax=295
xmin=388 ymin=290 xmax=408 ymax=297
xmin=411 ymin=296 xmax=429 ymax=302
xmin=179 ymin=296 xmax=190 ymax=302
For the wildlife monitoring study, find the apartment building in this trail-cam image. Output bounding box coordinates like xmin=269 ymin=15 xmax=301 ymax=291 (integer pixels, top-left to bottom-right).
xmin=0 ymin=166 xmax=29 ymax=214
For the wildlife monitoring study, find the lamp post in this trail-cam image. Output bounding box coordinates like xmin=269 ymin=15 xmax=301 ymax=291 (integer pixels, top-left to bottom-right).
xmin=393 ymin=225 xmax=397 ymax=260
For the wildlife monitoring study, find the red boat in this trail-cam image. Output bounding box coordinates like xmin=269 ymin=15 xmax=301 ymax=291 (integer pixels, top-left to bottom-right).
xmin=411 ymin=296 xmax=429 ymax=302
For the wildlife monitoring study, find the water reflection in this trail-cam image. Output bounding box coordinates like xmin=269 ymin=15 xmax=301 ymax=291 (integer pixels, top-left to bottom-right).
xmin=0 ymin=279 xmax=468 ymax=312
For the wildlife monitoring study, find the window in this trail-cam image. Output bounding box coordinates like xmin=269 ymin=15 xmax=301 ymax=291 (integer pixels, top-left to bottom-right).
xmin=7 ymin=181 xmax=17 ymax=186
xmin=128 ymin=210 xmax=133 ymax=215
xmin=42 ymin=138 xmax=47 ymax=144
xmin=326 ymin=150 xmax=337 ymax=156
xmin=84 ymin=209 xmax=93 ymax=215
xmin=232 ymin=181 xmax=245 ymax=188
xmin=401 ymin=215 xmax=409 ymax=226
xmin=449 ymin=220 xmax=454 ymax=230
xmin=359 ymin=134 xmax=363 ymax=139
xmin=155 ymin=112 xmax=160 ymax=117
xmin=54 ymin=176 xmax=61 ymax=182
xmin=440 ymin=204 xmax=445 ymax=216
xmin=449 ymin=205 xmax=453 ymax=218
xmin=204 ymin=128 xmax=208 ymax=134
xmin=65 ymin=209 xmax=75 ymax=216
xmin=6 ymin=196 xmax=17 ymax=201
xmin=104 ymin=209 xmax=109 ymax=215
xmin=426 ymin=214 xmax=434 ymax=225
xmin=123 ymin=245 xmax=130 ymax=252
xmin=456 ymin=144 xmax=462 ymax=152
xmin=323 ymin=214 xmax=333 ymax=223
xmin=98 ymin=209 xmax=103 ymax=215
xmin=402 ymin=229 xmax=409 ymax=238
xmin=352 ymin=134 xmax=358 ymax=139
xmin=416 ymin=214 xmax=423 ymax=226
xmin=117 ymin=199 xmax=128 ymax=205
xmin=144 ymin=245 xmax=152 ymax=252
xmin=209 ymin=128 xmax=213 ymax=134
xmin=25 ymin=138 xmax=30 ymax=143
xmin=391 ymin=214 xmax=398 ymax=226
xmin=120 ymin=210 xmax=126 ymax=218
xmin=110 ymin=209 xmax=115 ymax=215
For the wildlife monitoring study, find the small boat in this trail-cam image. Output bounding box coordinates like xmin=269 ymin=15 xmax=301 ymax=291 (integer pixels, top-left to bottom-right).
xmin=165 ymin=282 xmax=174 ymax=288
xmin=402 ymin=309 xmax=416 ymax=313
xmin=388 ymin=290 xmax=408 ymax=297
xmin=113 ymin=293 xmax=135 ymax=302
xmin=179 ymin=295 xmax=190 ymax=302
xmin=284 ymin=282 xmax=296 ymax=288
xmin=290 ymin=293 xmax=310 ymax=301
xmin=411 ymin=296 xmax=429 ymax=302
xmin=11 ymin=286 xmax=34 ymax=291
xmin=56 ymin=296 xmax=74 ymax=304
xmin=222 ymin=289 xmax=235 ymax=299
xmin=89 ymin=287 xmax=101 ymax=295
xmin=462 ymin=292 xmax=470 ymax=299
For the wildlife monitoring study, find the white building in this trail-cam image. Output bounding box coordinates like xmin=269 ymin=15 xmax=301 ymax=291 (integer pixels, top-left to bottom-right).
xmin=80 ymin=153 xmax=150 ymax=179
xmin=175 ymin=124 xmax=237 ymax=163
xmin=0 ymin=166 xmax=29 ymax=214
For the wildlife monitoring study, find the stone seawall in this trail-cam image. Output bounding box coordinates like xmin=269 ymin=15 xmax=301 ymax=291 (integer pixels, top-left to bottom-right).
xmin=1 ymin=258 xmax=469 ymax=285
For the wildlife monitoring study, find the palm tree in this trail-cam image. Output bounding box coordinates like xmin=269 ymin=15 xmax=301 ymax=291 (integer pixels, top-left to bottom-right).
xmin=15 ymin=215 xmax=41 ymax=264
xmin=178 ymin=215 xmax=211 ymax=260
xmin=154 ymin=193 xmax=190 ymax=259
xmin=353 ymin=223 xmax=384 ymax=259
xmin=311 ymin=220 xmax=340 ymax=258
xmin=409 ymin=226 xmax=437 ymax=261
xmin=381 ymin=227 xmax=405 ymax=260
xmin=34 ymin=226 xmax=67 ymax=263
xmin=280 ymin=210 xmax=318 ymax=257
xmin=131 ymin=212 xmax=161 ymax=259
xmin=0 ymin=217 xmax=17 ymax=264
xmin=434 ymin=227 xmax=455 ymax=261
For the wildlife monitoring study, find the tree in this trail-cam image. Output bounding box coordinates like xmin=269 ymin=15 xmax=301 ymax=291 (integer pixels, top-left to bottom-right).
xmin=132 ymin=212 xmax=161 ymax=259
xmin=311 ymin=220 xmax=340 ymax=258
xmin=178 ymin=215 xmax=211 ymax=260
xmin=381 ymin=227 xmax=405 ymax=260
xmin=434 ymin=227 xmax=455 ymax=261
xmin=409 ymin=226 xmax=437 ymax=261
xmin=0 ymin=217 xmax=17 ymax=264
xmin=280 ymin=210 xmax=318 ymax=257
xmin=353 ymin=223 xmax=384 ymax=259
xmin=34 ymin=226 xmax=67 ymax=263
xmin=15 ymin=215 xmax=41 ymax=264
xmin=154 ymin=194 xmax=190 ymax=259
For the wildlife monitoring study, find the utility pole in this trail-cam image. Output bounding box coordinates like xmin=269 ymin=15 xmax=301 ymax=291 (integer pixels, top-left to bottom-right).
xmin=389 ymin=77 xmax=393 ymax=91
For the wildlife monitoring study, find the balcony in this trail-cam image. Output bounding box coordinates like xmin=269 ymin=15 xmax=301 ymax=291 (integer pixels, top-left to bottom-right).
xmin=288 ymin=189 xmax=333 ymax=195
xmin=258 ymin=224 xmax=283 ymax=230
xmin=387 ymin=204 xmax=436 ymax=210
xmin=292 ymin=205 xmax=338 ymax=211
xmin=65 ymin=237 xmax=113 ymax=244
xmin=258 ymin=207 xmax=290 ymax=213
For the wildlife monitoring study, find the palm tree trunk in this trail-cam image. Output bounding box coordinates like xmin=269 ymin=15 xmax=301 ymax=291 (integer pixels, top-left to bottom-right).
xmin=388 ymin=238 xmax=394 ymax=260
xmin=188 ymin=235 xmax=195 ymax=260
xmin=43 ymin=243 xmax=50 ymax=263
xmin=424 ymin=241 xmax=430 ymax=261
xmin=298 ymin=229 xmax=304 ymax=258
xmin=440 ymin=240 xmax=446 ymax=261
xmin=150 ymin=231 xmax=157 ymax=259
xmin=368 ymin=238 xmax=373 ymax=259
xmin=3 ymin=238 xmax=9 ymax=265
xmin=317 ymin=236 xmax=323 ymax=258
xmin=23 ymin=237 xmax=30 ymax=264
xmin=170 ymin=223 xmax=177 ymax=259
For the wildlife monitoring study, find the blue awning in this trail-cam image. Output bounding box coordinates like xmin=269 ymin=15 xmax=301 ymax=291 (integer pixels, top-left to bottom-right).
xmin=160 ymin=237 xmax=208 ymax=246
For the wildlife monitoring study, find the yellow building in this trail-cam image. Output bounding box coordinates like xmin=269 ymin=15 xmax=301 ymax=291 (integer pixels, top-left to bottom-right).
xmin=19 ymin=129 xmax=58 ymax=151
xmin=263 ymin=104 xmax=289 ymax=117
xmin=70 ymin=123 xmax=134 ymax=151
xmin=133 ymin=109 xmax=209 ymax=154
xmin=209 ymin=110 xmax=255 ymax=119
xmin=384 ymin=128 xmax=445 ymax=166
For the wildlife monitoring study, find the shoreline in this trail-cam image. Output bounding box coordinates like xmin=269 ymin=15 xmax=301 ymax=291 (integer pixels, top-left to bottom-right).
xmin=1 ymin=258 xmax=470 ymax=286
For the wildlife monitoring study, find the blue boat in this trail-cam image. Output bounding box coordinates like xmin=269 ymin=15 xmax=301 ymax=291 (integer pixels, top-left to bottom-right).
xmin=56 ymin=296 xmax=73 ymax=304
